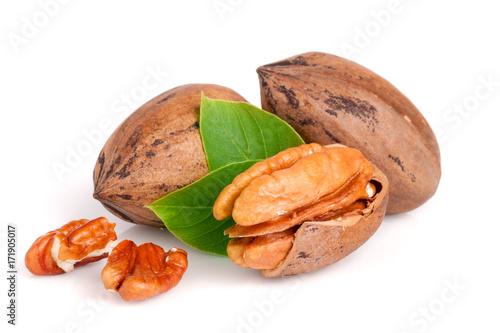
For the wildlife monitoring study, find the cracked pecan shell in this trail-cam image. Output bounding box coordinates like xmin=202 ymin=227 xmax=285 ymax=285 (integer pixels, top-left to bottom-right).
xmin=93 ymin=84 xmax=246 ymax=227
xmin=215 ymin=143 xmax=388 ymax=277
xmin=257 ymin=52 xmax=440 ymax=214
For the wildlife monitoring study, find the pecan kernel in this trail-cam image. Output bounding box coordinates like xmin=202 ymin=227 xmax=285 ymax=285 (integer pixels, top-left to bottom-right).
xmin=215 ymin=143 xmax=388 ymax=276
xmin=25 ymin=217 xmax=117 ymax=276
xmin=101 ymin=240 xmax=188 ymax=302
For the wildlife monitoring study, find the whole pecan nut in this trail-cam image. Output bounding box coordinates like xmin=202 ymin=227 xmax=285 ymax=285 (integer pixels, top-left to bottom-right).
xmin=101 ymin=240 xmax=188 ymax=302
xmin=93 ymin=84 xmax=247 ymax=228
xmin=257 ymin=52 xmax=440 ymax=214
xmin=25 ymin=217 xmax=118 ymax=275
xmin=213 ymin=143 xmax=388 ymax=277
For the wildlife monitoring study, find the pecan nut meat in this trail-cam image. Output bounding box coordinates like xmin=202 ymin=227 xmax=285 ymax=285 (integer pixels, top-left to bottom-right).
xmin=213 ymin=143 xmax=389 ymax=277
xmin=25 ymin=217 xmax=118 ymax=276
xmin=101 ymin=240 xmax=188 ymax=302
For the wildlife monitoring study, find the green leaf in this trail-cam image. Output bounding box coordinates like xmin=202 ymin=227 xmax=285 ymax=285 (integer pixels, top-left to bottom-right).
xmin=149 ymin=97 xmax=305 ymax=256
xmin=200 ymin=97 xmax=304 ymax=171
xmin=147 ymin=160 xmax=260 ymax=256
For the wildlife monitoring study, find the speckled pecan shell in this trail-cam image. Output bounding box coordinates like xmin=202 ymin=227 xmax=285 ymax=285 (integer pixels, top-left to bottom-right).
xmin=218 ymin=143 xmax=389 ymax=277
xmin=261 ymin=163 xmax=388 ymax=278
xmin=257 ymin=52 xmax=440 ymax=214
xmin=93 ymin=84 xmax=247 ymax=227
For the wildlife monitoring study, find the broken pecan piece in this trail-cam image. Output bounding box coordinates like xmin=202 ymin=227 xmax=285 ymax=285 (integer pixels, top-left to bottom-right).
xmin=214 ymin=143 xmax=389 ymax=277
xmin=101 ymin=240 xmax=188 ymax=302
xmin=25 ymin=217 xmax=118 ymax=275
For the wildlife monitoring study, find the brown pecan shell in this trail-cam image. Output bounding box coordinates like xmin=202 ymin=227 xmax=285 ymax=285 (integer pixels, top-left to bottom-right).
xmin=93 ymin=84 xmax=247 ymax=227
xmin=257 ymin=52 xmax=440 ymax=214
xmin=217 ymin=144 xmax=389 ymax=277
xmin=260 ymin=165 xmax=388 ymax=277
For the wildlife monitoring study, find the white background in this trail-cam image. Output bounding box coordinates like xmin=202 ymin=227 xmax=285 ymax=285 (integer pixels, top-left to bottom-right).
xmin=1 ymin=1 xmax=499 ymax=332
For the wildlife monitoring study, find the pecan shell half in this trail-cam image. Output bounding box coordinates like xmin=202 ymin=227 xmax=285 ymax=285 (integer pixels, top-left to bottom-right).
xmin=214 ymin=143 xmax=388 ymax=277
